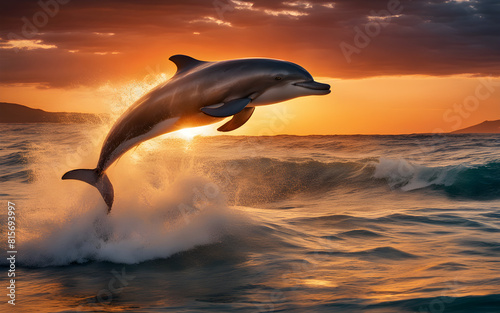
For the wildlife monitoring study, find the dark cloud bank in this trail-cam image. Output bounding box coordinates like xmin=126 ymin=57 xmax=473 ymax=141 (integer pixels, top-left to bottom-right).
xmin=0 ymin=0 xmax=499 ymax=87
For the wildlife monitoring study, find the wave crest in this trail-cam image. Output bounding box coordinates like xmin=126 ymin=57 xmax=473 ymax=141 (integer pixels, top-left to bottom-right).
xmin=374 ymin=158 xmax=500 ymax=199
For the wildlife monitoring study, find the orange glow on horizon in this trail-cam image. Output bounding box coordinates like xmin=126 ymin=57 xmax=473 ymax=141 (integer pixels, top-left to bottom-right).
xmin=1 ymin=73 xmax=499 ymax=135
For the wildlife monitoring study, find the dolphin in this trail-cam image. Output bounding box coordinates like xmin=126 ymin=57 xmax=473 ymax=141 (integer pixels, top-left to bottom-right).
xmin=62 ymin=55 xmax=331 ymax=211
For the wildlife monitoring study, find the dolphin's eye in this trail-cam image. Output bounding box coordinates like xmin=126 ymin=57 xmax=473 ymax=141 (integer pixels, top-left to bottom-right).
xmin=275 ymin=76 xmax=282 ymax=81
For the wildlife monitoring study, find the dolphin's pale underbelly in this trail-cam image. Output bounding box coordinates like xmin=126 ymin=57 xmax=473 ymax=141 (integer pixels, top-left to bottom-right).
xmin=102 ymin=112 xmax=222 ymax=170
xmin=101 ymin=117 xmax=180 ymax=170
xmin=251 ymin=83 xmax=310 ymax=106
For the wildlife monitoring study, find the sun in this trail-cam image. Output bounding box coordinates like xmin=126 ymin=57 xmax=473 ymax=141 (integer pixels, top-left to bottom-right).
xmin=172 ymin=125 xmax=216 ymax=140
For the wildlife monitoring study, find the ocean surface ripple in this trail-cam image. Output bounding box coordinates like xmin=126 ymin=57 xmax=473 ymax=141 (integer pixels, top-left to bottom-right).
xmin=1 ymin=124 xmax=499 ymax=312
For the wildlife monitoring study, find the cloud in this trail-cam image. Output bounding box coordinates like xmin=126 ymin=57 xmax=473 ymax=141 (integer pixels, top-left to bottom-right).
xmin=0 ymin=39 xmax=57 ymax=50
xmin=190 ymin=16 xmax=233 ymax=27
xmin=0 ymin=0 xmax=499 ymax=88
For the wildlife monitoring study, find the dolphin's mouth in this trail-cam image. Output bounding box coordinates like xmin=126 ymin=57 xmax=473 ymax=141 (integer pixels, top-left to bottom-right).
xmin=294 ymin=80 xmax=331 ymax=93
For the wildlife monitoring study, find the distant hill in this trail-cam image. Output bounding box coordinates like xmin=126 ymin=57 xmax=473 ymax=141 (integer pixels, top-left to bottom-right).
xmin=452 ymin=120 xmax=500 ymax=134
xmin=0 ymin=102 xmax=107 ymax=124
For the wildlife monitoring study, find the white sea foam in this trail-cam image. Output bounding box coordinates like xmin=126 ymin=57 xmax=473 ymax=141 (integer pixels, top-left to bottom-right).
xmin=373 ymin=157 xmax=464 ymax=191
xmin=12 ymin=126 xmax=243 ymax=267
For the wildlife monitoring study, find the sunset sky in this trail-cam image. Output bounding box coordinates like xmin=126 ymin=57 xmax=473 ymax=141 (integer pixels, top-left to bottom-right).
xmin=1 ymin=0 xmax=499 ymax=135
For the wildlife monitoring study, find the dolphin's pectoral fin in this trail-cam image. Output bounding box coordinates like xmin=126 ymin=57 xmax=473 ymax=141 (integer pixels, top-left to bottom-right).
xmin=169 ymin=55 xmax=207 ymax=76
xmin=217 ymin=107 xmax=255 ymax=132
xmin=201 ymin=98 xmax=251 ymax=118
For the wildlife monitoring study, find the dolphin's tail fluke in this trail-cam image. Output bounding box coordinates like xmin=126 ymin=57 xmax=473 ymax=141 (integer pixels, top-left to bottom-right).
xmin=62 ymin=168 xmax=114 ymax=212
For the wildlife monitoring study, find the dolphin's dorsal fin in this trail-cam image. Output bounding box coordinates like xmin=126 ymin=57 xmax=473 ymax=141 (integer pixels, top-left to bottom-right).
xmin=169 ymin=55 xmax=206 ymax=75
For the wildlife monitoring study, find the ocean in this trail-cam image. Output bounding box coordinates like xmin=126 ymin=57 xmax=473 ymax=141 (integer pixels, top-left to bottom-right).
xmin=1 ymin=123 xmax=500 ymax=312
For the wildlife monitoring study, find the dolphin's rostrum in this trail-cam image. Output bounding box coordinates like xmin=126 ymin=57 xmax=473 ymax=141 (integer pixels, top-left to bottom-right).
xmin=62 ymin=55 xmax=331 ymax=211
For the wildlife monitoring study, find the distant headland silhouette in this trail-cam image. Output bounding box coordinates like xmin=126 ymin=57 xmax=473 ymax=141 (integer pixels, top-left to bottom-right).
xmin=0 ymin=102 xmax=107 ymax=124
